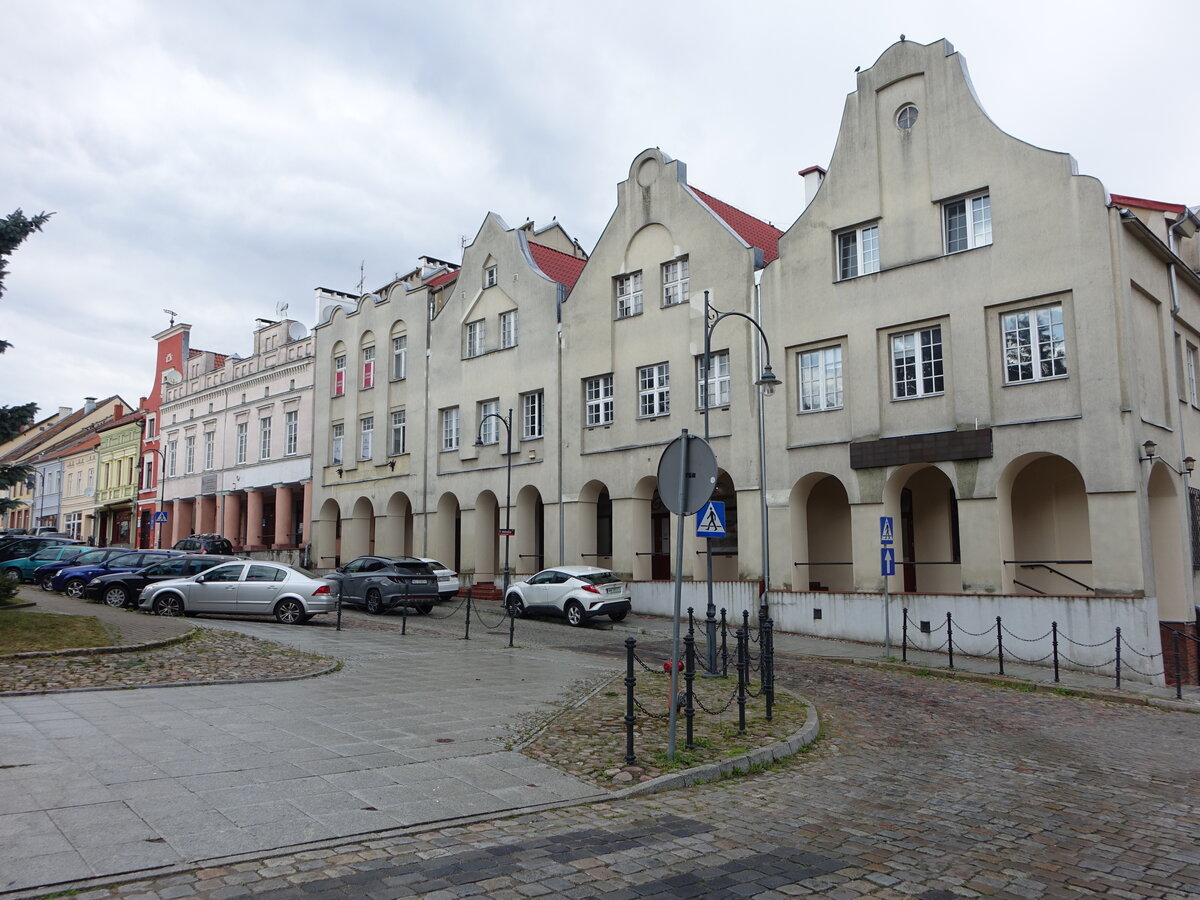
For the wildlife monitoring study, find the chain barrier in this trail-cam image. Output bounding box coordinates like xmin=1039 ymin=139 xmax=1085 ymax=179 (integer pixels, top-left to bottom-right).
xmin=1112 ymin=657 xmax=1166 ymax=679
xmin=470 ymin=603 xmax=511 ymax=631
xmin=691 ymin=685 xmax=739 ymax=716
xmin=632 ymin=695 xmax=672 ymax=720
xmin=423 ymin=593 xmax=470 ymax=620
xmin=1000 ymin=647 xmax=1056 ymax=664
xmin=952 ymin=620 xmax=995 ymax=637
xmin=1000 ymin=623 xmax=1054 ymax=642
xmin=1060 ymin=633 xmax=1116 ymax=649
xmin=1057 ymin=652 xmax=1118 ymax=669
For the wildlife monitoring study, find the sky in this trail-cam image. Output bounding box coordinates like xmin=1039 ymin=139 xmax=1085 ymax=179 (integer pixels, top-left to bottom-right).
xmin=3 ymin=0 xmax=1198 ymax=414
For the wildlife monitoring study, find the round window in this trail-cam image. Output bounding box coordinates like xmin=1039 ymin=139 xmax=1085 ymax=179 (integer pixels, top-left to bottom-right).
xmin=896 ymin=105 xmax=919 ymax=130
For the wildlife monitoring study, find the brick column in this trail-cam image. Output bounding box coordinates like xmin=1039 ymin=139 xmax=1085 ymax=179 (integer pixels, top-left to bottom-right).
xmin=274 ymin=484 xmax=294 ymax=548
xmin=245 ymin=489 xmax=264 ymax=550
xmin=222 ymin=492 xmax=242 ymax=550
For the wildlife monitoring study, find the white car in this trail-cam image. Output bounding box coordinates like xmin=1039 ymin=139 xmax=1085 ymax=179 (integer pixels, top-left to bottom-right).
xmin=138 ymin=560 xmax=337 ymax=624
xmin=503 ymin=566 xmax=631 ymax=627
xmin=420 ymin=558 xmax=460 ymax=601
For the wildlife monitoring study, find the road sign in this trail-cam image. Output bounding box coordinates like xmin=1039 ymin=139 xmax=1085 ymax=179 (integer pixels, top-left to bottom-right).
xmin=881 ymin=546 xmax=896 ymax=576
xmin=656 ymin=431 xmax=717 ymax=516
xmin=880 ymin=516 xmax=894 ymax=545
xmin=154 ymin=511 xmax=169 ymax=524
xmin=695 ymin=501 xmax=726 ymax=538
xmin=498 ymin=528 xmax=515 ymax=536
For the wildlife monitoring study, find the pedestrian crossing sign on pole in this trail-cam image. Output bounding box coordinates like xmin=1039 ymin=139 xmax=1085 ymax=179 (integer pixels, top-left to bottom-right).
xmin=695 ymin=501 xmax=727 ymax=538
xmin=879 ymin=516 xmax=894 ymax=544
xmin=154 ymin=511 xmax=169 ymax=524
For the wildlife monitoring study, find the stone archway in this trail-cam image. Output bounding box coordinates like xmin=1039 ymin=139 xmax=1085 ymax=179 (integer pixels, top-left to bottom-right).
xmin=314 ymin=497 xmax=341 ymax=569
xmin=885 ymin=465 xmax=961 ymax=593
xmin=1001 ymin=454 xmax=1093 ymax=595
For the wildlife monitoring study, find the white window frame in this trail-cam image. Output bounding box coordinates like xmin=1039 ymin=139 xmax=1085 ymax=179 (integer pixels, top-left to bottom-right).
xmin=479 ymin=400 xmax=499 ymax=446
xmin=638 ymin=363 xmax=670 ymax=418
xmin=333 ymin=354 xmax=346 ymax=396
xmin=798 ymin=346 xmax=844 ymax=412
xmin=390 ymin=409 xmax=407 ymax=455
xmin=359 ymin=416 xmax=374 ymax=461
xmin=944 ymin=192 xmax=992 ymax=253
xmin=466 ymin=320 xmax=486 ymax=358
xmin=837 ymin=223 xmax=879 ymax=280
xmin=442 ymin=408 xmax=460 ymax=451
xmin=142 ymin=455 xmax=154 ymax=491
xmin=500 ymin=310 xmax=518 ymax=349
xmin=145 ymin=413 xmax=156 ymax=439
xmin=285 ymin=410 xmax=299 ymax=456
xmin=662 ymin=257 xmax=689 ymax=307
xmin=585 ymin=375 xmax=614 ymax=427
xmin=696 ymin=351 xmax=731 ymax=409
xmin=1002 ymin=304 xmax=1066 ymax=384
xmin=1188 ymin=344 xmax=1199 ymax=407
xmin=203 ymin=431 xmax=215 ymax=470
xmin=184 ymin=434 xmax=195 ymax=474
xmin=522 ymin=391 xmax=544 ymax=440
xmin=484 ymin=264 xmax=497 ymax=288
xmin=392 ymin=334 xmax=407 ymax=380
xmin=331 ymin=423 xmax=344 ymax=465
xmin=165 ymin=440 xmax=177 ymax=477
xmin=259 ymin=416 xmax=272 ymax=460
xmin=891 ymin=325 xmax=945 ymax=399
xmin=235 ymin=421 xmax=247 ymax=464
xmin=616 ymin=272 xmax=643 ymax=318
xmin=361 ymin=346 xmax=375 ymax=389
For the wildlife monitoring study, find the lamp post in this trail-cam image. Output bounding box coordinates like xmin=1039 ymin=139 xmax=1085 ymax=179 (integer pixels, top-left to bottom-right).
xmin=476 ymin=408 xmax=514 ymax=604
xmin=702 ymin=290 xmax=782 ymax=675
xmin=146 ymin=447 xmax=167 ymax=549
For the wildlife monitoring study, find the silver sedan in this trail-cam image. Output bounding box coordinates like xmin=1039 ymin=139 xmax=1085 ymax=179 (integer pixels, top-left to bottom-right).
xmin=138 ymin=561 xmax=337 ymax=624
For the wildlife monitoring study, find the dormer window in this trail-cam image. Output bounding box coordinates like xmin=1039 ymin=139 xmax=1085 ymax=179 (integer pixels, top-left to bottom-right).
xmin=484 ymin=265 xmax=498 ymax=288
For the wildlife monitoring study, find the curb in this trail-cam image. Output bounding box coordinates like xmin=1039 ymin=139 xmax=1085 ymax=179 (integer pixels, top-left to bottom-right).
xmin=0 ymin=626 xmax=199 ymax=661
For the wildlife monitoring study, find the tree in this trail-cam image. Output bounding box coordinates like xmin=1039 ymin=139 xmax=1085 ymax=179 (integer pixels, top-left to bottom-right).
xmin=0 ymin=209 xmax=53 ymax=513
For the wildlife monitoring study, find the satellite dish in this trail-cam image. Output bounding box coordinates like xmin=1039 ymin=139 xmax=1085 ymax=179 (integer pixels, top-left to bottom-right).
xmin=288 ymin=322 xmax=307 ymax=341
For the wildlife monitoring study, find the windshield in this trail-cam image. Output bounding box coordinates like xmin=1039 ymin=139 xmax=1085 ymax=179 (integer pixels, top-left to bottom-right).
xmin=108 ymin=553 xmax=142 ymax=567
xmin=71 ymin=550 xmax=110 ymax=565
xmin=576 ymin=572 xmax=621 ymax=586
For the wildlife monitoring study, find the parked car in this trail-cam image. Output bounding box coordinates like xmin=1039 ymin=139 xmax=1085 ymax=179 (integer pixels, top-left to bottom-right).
xmin=504 ymin=566 xmax=632 ymax=626
xmin=2 ymin=544 xmax=92 ymax=584
xmin=85 ymin=554 xmax=240 ymax=608
xmin=0 ymin=535 xmax=80 ymax=564
xmin=138 ymin=561 xmax=336 ymax=624
xmin=52 ymin=550 xmax=184 ymax=598
xmin=325 ymin=556 xmax=441 ymax=614
xmin=419 ymin=558 xmax=460 ymax=601
xmin=32 ymin=548 xmax=130 ymax=590
xmin=172 ymin=534 xmax=234 ymax=555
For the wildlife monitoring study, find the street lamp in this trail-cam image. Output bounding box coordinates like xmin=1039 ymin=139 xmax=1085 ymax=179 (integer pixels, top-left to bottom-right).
xmin=146 ymin=447 xmax=167 ymax=549
xmin=702 ymin=290 xmax=782 ymax=675
xmin=475 ymin=408 xmax=514 ymax=604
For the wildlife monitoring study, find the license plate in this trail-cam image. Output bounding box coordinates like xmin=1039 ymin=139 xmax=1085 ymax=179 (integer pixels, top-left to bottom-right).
xmin=606 ymin=585 xmax=622 ymax=594
xmin=411 ymin=578 xmax=431 ymax=585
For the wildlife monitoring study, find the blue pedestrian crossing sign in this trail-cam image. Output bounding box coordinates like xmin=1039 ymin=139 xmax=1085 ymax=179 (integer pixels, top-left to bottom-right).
xmin=154 ymin=511 xmax=169 ymax=524
xmin=881 ymin=546 xmax=896 ymax=576
xmin=879 ymin=516 xmax=894 ymax=545
xmin=696 ymin=501 xmax=727 ymax=538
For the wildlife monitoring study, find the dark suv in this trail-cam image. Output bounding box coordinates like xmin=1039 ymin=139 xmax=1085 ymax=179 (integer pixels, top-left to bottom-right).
xmin=172 ymin=534 xmax=234 ymax=555
xmin=326 ymin=556 xmax=440 ymax=615
xmin=85 ymin=554 xmax=240 ymax=608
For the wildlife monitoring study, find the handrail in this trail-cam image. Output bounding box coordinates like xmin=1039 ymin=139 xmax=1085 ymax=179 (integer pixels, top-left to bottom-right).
xmin=793 ymin=561 xmax=853 ymax=566
xmin=1019 ymin=563 xmax=1094 ymax=593
xmin=1012 ymin=578 xmax=1045 ymax=594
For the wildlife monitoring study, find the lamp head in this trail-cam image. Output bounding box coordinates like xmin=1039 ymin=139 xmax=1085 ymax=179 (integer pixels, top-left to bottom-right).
xmin=1186 ymin=457 xmax=1196 ymax=474
xmin=755 ymin=363 xmax=783 ymax=395
xmin=1142 ymin=439 xmax=1157 ymax=460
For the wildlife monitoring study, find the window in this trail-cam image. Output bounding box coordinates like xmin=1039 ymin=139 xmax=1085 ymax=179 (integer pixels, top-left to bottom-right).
xmin=662 ymin=258 xmax=689 ymax=306
xmin=478 ymin=400 xmax=499 ymax=445
xmin=466 ymin=320 xmax=486 ymax=358
xmin=442 ymin=408 xmax=460 ymax=451
xmin=484 ymin=264 xmax=497 ymax=288
xmin=235 ymin=421 xmax=247 ymax=464
xmin=165 ymin=440 xmax=177 ymax=477
xmin=285 ymin=410 xmax=299 ymax=455
xmin=359 ymin=417 xmax=373 ymax=461
xmin=616 ymin=272 xmax=643 ymax=318
xmin=331 ymin=423 xmax=344 ymax=465
xmin=638 ymin=363 xmax=670 ymax=417
xmin=1189 ymin=344 xmax=1199 ymax=406
xmin=259 ymin=416 xmax=272 ymax=460
xmin=945 ymin=193 xmax=991 ymax=253
xmin=333 ymin=354 xmax=346 ymax=396
xmin=203 ymin=431 xmax=215 ymax=470
xmin=896 ymin=104 xmax=919 ymax=129
xmin=837 ymin=224 xmax=879 ymax=279
xmin=799 ymin=346 xmax=844 ymax=412
xmin=390 ymin=409 xmax=406 ymax=455
xmin=500 ymin=310 xmax=518 ymax=349
xmin=1002 ymin=304 xmax=1066 ymax=384
xmin=392 ymin=335 xmax=407 ymax=380
xmin=892 ymin=326 xmax=944 ymax=399
xmin=696 ymin=350 xmax=731 ymax=409
xmin=362 ymin=346 xmax=375 ymax=389
xmin=523 ymin=391 xmax=544 ymax=440
xmin=145 ymin=414 xmax=156 ymax=439
xmin=585 ymin=375 xmax=614 ymax=427
xmin=142 ymin=456 xmax=154 ymax=490
xmin=184 ymin=435 xmax=195 ymax=474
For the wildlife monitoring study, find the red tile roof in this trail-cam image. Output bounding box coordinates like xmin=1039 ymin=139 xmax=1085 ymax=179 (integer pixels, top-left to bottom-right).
xmin=690 ymin=188 xmax=783 ymax=264
xmin=1109 ymin=194 xmax=1187 ymax=215
xmin=426 ymin=269 xmax=459 ymax=290
xmin=528 ymin=242 xmax=588 ymax=291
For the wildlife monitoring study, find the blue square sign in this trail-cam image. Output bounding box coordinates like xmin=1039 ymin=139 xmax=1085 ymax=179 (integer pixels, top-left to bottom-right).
xmin=881 ymin=546 xmax=896 ymax=577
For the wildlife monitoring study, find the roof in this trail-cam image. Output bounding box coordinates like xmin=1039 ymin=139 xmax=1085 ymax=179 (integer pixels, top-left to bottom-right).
xmin=528 ymin=242 xmax=588 ymax=291
xmin=95 ymin=410 xmax=145 ymax=434
xmin=0 ymin=395 xmax=123 ymax=465
xmin=1109 ymin=194 xmax=1187 ymax=215
xmin=31 ymin=431 xmax=101 ymax=464
xmin=188 ymin=348 xmax=230 ymax=368
xmin=426 ymin=269 xmax=459 ymax=290
xmin=690 ymin=188 xmax=783 ymax=264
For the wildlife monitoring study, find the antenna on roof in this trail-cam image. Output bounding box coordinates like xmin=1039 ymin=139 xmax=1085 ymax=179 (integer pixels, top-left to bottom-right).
xmin=358 ymin=261 xmax=365 ymax=295
xmin=162 ymin=308 xmax=178 ymax=327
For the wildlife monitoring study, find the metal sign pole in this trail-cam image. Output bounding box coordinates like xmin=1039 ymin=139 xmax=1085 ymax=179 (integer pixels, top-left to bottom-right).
xmin=666 ymin=430 xmax=691 ymax=761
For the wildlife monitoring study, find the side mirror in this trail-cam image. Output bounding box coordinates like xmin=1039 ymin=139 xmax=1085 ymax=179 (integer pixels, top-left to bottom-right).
xmin=334 ymin=566 xmax=346 ymax=575
xmin=194 ymin=574 xmax=206 ymax=583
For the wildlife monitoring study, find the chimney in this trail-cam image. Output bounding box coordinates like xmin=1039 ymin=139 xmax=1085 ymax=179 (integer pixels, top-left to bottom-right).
xmin=57 ymin=406 xmax=72 ymax=421
xmin=799 ymin=165 xmax=827 ymax=209
xmin=112 ymin=402 xmax=124 ymax=420
xmin=84 ymin=397 xmax=97 ymax=413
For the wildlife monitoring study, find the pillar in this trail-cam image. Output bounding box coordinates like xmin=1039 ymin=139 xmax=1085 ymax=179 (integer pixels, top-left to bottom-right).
xmin=274 ymin=484 xmax=294 ymax=548
xmin=301 ymin=481 xmax=313 ymax=546
xmin=222 ymin=492 xmax=242 ymax=550
xmin=197 ymin=495 xmax=216 ymax=534
xmin=245 ymin=489 xmax=264 ymax=550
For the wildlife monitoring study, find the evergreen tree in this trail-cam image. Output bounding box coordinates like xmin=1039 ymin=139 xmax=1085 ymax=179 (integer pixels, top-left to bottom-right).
xmin=0 ymin=209 xmax=53 ymax=512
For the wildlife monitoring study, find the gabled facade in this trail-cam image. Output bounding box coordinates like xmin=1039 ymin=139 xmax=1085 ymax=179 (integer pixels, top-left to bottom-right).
xmin=94 ymin=409 xmax=145 ymax=546
xmin=135 ymin=321 xmax=191 ymax=548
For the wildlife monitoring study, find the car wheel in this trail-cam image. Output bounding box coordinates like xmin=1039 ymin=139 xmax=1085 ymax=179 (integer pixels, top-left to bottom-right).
xmin=64 ymin=578 xmax=87 ymax=599
xmin=608 ymin=609 xmax=628 ymax=623
xmin=39 ymin=573 xmax=55 ymax=591
xmin=102 ymin=586 xmax=130 ymax=608
xmin=154 ymin=594 xmax=184 ymax=617
xmin=4 ymin=567 xmax=21 ymax=583
xmin=364 ymin=589 xmax=383 ymax=615
xmin=275 ymin=598 xmax=305 ymax=624
xmin=415 ymin=602 xmax=432 ymax=615
xmin=565 ymin=600 xmax=585 ymax=627
xmin=505 ymin=594 xmax=525 ymax=617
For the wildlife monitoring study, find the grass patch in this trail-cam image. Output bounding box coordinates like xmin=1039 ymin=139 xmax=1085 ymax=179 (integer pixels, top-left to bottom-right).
xmin=0 ymin=610 xmax=114 ymax=654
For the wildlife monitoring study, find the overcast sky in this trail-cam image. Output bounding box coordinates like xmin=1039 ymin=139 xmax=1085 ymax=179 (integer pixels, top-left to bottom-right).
xmin=3 ymin=0 xmax=1197 ymax=414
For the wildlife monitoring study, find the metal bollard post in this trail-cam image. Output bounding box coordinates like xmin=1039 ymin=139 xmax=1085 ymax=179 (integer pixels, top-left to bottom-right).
xmin=508 ymin=596 xmax=515 ymax=648
xmin=688 ymin=606 xmax=695 ymax=637
xmin=736 ymin=625 xmax=748 ymax=735
xmin=1115 ymin=626 xmax=1121 ymax=690
xmin=464 ymin=589 xmax=472 ymax=641
xmin=764 ymin=617 xmax=774 ymax=722
xmin=1173 ymin=630 xmax=1182 ymax=700
xmin=401 ymin=602 xmax=407 ymax=636
xmin=720 ymin=607 xmax=728 ymax=677
xmin=996 ymin=615 xmax=1004 ymax=676
xmin=336 ymin=594 xmax=342 ymax=632
xmin=684 ymin=630 xmax=695 ymax=749
xmin=1052 ymin=621 xmax=1060 ymax=682
xmin=946 ymin=612 xmax=955 ymax=669
xmin=624 ymin=637 xmax=637 ymax=765
xmin=902 ymin=607 xmax=908 ymax=662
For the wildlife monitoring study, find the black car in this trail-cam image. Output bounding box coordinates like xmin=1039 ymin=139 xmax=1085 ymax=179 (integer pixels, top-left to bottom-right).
xmin=326 ymin=556 xmax=441 ymax=615
xmin=0 ymin=535 xmax=81 ymax=563
xmin=172 ymin=534 xmax=235 ymax=555
xmin=84 ymin=554 xmax=240 ymax=608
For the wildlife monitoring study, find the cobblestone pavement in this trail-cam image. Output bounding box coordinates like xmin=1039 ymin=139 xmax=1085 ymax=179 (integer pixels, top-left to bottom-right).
xmin=13 ymin=657 xmax=1198 ymax=899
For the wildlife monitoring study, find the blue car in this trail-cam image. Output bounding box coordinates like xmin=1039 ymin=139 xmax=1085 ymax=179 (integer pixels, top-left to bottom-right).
xmin=32 ymin=548 xmax=129 ymax=590
xmin=52 ymin=550 xmax=184 ymax=599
